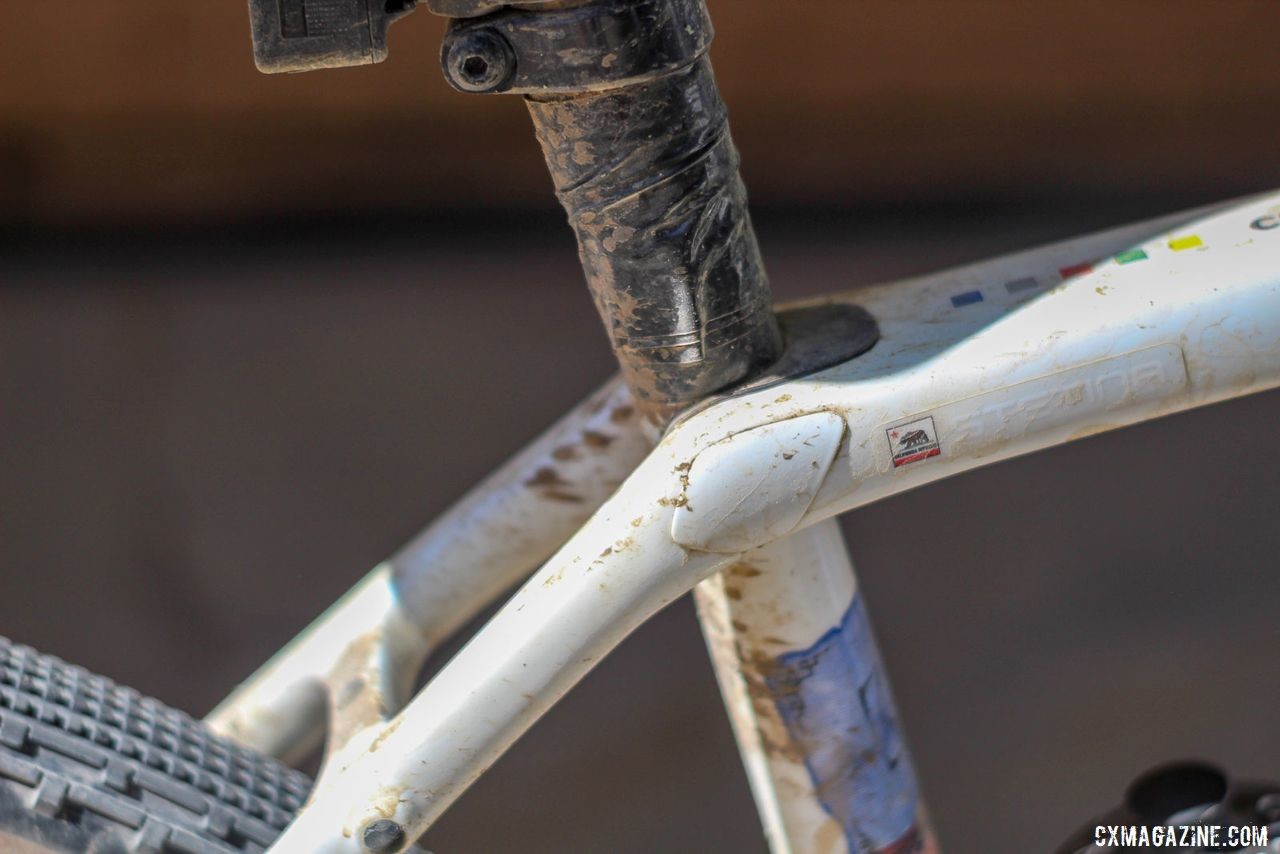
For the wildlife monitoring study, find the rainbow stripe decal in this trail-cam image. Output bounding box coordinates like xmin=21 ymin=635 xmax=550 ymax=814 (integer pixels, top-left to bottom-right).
xmin=949 ymin=231 xmax=1213 ymax=309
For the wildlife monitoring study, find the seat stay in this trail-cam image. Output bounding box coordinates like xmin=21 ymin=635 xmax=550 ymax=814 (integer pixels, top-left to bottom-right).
xmin=205 ymin=379 xmax=650 ymax=765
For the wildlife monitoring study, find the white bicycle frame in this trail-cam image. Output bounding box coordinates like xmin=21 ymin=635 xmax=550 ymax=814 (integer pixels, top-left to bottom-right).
xmin=206 ymin=192 xmax=1280 ymax=853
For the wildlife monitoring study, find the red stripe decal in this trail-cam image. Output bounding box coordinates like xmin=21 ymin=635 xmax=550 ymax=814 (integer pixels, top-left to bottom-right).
xmin=892 ymin=448 xmax=940 ymax=468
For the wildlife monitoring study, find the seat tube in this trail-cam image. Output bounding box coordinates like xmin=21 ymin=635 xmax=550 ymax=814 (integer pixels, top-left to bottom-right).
xmin=694 ymin=518 xmax=940 ymax=854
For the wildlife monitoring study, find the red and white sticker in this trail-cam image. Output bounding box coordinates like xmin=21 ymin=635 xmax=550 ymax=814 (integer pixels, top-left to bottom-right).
xmin=887 ymin=416 xmax=941 ymax=468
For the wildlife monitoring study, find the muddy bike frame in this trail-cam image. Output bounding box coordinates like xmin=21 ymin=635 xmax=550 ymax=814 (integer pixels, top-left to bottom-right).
xmin=202 ymin=192 xmax=1280 ymax=853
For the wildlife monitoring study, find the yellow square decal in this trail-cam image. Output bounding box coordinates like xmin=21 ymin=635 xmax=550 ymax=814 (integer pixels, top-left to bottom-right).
xmin=1168 ymin=235 xmax=1204 ymax=252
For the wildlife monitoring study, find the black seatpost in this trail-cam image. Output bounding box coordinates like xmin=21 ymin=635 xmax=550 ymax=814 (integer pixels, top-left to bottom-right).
xmin=246 ymin=0 xmax=783 ymax=422
xmin=432 ymin=0 xmax=783 ymax=422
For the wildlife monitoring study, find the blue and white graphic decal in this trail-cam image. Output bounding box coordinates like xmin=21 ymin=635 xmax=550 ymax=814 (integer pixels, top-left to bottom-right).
xmin=765 ymin=597 xmax=919 ymax=854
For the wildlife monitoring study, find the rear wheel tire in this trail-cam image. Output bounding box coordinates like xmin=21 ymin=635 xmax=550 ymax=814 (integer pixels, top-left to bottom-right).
xmin=0 ymin=636 xmax=312 ymax=853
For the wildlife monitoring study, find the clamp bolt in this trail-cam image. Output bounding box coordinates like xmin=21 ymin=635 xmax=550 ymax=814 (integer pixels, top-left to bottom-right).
xmin=444 ymin=28 xmax=516 ymax=93
xmin=362 ymin=818 xmax=406 ymax=852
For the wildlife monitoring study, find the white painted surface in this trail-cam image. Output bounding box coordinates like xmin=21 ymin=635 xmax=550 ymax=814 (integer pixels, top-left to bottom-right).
xmin=673 ymin=412 xmax=846 ymax=553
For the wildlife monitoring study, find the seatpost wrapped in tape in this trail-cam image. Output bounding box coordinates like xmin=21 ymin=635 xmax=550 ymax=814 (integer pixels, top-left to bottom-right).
xmin=435 ymin=0 xmax=783 ymax=421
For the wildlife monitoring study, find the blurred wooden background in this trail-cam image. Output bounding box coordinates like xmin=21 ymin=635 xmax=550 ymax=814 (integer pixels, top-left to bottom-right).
xmin=2 ymin=1 xmax=1279 ymax=224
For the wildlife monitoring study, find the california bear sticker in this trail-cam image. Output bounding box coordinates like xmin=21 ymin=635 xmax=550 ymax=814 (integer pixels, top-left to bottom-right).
xmin=887 ymin=416 xmax=941 ymax=468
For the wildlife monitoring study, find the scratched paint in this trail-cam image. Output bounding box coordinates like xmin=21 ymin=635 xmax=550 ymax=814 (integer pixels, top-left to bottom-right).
xmin=764 ymin=596 xmax=920 ymax=854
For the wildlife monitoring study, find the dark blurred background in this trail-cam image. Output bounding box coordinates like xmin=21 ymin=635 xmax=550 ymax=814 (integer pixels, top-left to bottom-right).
xmin=3 ymin=2 xmax=1280 ymax=852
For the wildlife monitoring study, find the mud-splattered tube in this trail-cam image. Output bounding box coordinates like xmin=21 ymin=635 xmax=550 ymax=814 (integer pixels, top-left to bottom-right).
xmin=695 ymin=520 xmax=939 ymax=854
xmin=526 ymin=56 xmax=783 ymax=420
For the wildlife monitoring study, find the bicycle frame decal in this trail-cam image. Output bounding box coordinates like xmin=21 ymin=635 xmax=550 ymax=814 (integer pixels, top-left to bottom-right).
xmin=764 ymin=596 xmax=920 ymax=854
xmin=886 ymin=417 xmax=941 ymax=468
xmin=1115 ymin=248 xmax=1149 ymax=265
xmin=873 ymin=344 xmax=1189 ymax=476
xmin=949 ymin=290 xmax=983 ymax=308
xmin=1169 ymin=234 xmax=1205 ymax=252
xmin=1059 ymin=261 xmax=1095 ymax=279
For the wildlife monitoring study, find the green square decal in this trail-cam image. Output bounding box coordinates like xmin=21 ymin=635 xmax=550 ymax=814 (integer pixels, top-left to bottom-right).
xmin=1115 ymin=249 xmax=1149 ymax=265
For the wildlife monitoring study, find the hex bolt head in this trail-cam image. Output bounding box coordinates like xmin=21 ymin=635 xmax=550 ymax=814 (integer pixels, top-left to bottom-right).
xmin=362 ymin=818 xmax=406 ymax=853
xmin=444 ymin=28 xmax=516 ymax=93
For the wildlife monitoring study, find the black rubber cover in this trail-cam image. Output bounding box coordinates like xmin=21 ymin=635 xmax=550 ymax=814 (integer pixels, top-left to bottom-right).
xmin=0 ymin=636 xmax=312 ymax=853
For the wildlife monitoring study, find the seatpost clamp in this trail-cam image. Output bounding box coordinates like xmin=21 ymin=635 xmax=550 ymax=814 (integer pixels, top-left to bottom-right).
xmin=435 ymin=0 xmax=713 ymax=95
